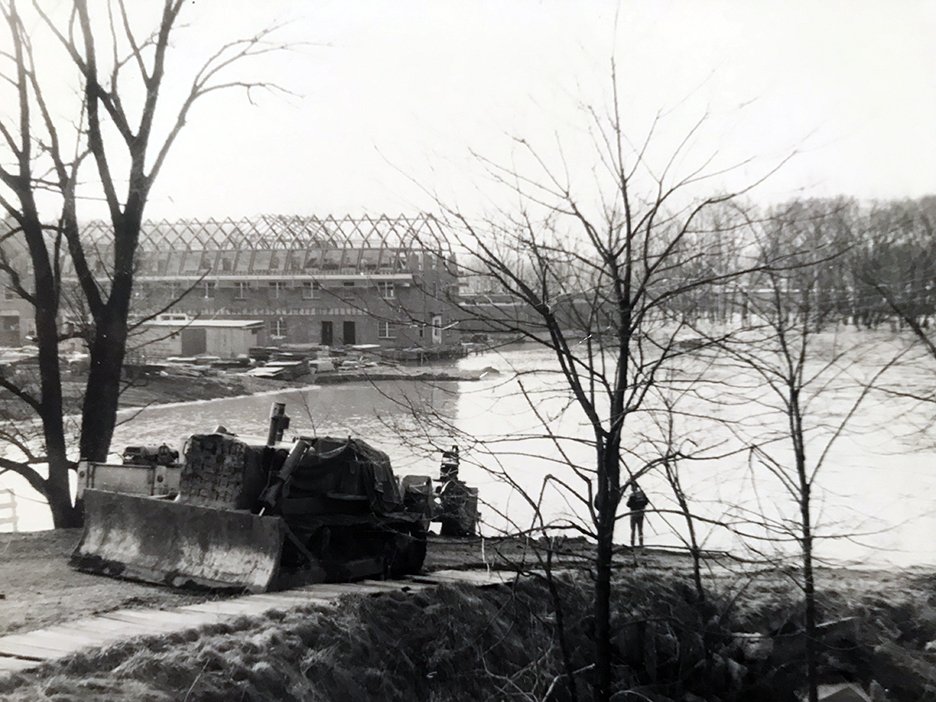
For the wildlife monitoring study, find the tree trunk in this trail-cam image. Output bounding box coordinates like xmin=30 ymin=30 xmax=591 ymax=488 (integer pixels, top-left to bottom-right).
xmin=45 ymin=455 xmax=81 ymax=527
xmin=593 ymin=446 xmax=619 ymax=702
xmin=545 ymin=544 xmax=578 ymax=701
xmin=29 ymin=220 xmax=80 ymax=527
xmin=682 ymin=497 xmax=705 ymax=604
xmin=801 ymin=484 xmax=818 ymax=702
xmin=593 ymin=509 xmax=614 ymax=702
xmin=79 ymin=310 xmax=129 ymax=462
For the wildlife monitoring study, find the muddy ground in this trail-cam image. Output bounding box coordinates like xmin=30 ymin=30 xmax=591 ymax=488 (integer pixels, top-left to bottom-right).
xmin=0 ymin=529 xmax=600 ymax=636
xmin=0 ymin=529 xmax=512 ymax=636
xmin=3 ymin=530 xmax=936 ymax=700
xmin=2 ymin=528 xmax=933 ymax=640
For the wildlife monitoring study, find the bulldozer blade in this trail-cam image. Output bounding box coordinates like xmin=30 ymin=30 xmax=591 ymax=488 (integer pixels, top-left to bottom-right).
xmin=71 ymin=489 xmax=285 ymax=593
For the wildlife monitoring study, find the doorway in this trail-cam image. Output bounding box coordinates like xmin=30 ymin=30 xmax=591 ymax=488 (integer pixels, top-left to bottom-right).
xmin=343 ymin=321 xmax=356 ymax=345
xmin=180 ymin=327 xmax=207 ymax=355
xmin=321 ymin=320 xmax=333 ymax=346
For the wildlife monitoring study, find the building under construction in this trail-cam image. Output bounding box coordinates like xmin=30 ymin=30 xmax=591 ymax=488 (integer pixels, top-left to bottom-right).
xmin=60 ymin=214 xmax=459 ymax=354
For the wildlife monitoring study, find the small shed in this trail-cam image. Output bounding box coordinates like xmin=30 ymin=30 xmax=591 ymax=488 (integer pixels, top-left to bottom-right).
xmin=137 ymin=316 xmax=264 ymax=359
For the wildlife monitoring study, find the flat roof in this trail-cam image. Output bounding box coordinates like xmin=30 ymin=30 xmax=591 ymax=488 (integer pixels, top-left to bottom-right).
xmin=142 ymin=319 xmax=264 ymax=329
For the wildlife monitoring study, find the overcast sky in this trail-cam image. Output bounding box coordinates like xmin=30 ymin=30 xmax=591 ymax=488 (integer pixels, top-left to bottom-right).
xmin=22 ymin=0 xmax=936 ymax=220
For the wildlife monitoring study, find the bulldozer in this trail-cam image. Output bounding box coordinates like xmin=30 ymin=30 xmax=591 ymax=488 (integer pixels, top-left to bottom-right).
xmin=71 ymin=403 xmax=479 ymax=592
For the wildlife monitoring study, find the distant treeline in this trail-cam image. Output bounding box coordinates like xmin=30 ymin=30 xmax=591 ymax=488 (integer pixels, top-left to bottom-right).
xmin=455 ymin=196 xmax=936 ymax=335
xmin=680 ymin=196 xmax=936 ymax=328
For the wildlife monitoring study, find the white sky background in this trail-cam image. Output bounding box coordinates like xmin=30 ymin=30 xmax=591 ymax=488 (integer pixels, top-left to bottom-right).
xmin=13 ymin=0 xmax=936 ymax=220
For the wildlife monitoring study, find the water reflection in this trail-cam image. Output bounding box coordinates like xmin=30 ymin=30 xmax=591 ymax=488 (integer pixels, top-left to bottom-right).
xmin=5 ymin=343 xmax=935 ymax=568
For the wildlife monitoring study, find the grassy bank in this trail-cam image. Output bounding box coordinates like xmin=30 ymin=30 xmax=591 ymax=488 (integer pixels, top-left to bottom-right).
xmin=2 ymin=567 xmax=935 ymax=701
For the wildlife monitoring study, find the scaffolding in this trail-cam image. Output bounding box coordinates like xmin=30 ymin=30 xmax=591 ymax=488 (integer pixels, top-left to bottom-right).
xmin=73 ymin=214 xmax=447 ymax=278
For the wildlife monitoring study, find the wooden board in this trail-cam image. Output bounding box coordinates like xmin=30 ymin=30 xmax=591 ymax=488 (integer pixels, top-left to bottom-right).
xmin=33 ymin=629 xmax=121 ymax=650
xmin=0 ymin=568 xmax=516 ymax=678
xmin=53 ymin=617 xmax=156 ymax=637
xmin=177 ymin=600 xmax=296 ymax=617
xmin=0 ymin=655 xmax=37 ymax=673
xmin=295 ymin=584 xmax=385 ymax=598
xmin=0 ymin=636 xmax=91 ymax=659
xmin=242 ymin=593 xmax=328 ymax=607
xmin=247 ymin=590 xmax=330 ymax=603
xmin=0 ymin=638 xmax=69 ymax=661
xmin=99 ymin=612 xmax=192 ymax=632
xmin=101 ymin=609 xmax=224 ymax=627
xmin=2 ymin=628 xmax=112 ymax=651
xmin=178 ymin=601 xmax=283 ymax=616
xmin=357 ymin=579 xmax=431 ymax=592
xmin=414 ymin=569 xmax=515 ymax=587
xmin=315 ymin=584 xmax=391 ymax=596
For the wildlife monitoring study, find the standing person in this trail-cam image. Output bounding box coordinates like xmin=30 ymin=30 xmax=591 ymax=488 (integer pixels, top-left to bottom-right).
xmin=627 ymin=483 xmax=649 ymax=547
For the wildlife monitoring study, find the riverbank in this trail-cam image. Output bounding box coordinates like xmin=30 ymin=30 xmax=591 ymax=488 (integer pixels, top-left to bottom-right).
xmin=116 ymin=364 xmax=495 ymax=410
xmin=1 ymin=529 xmax=935 ymax=700
xmin=0 ymin=362 xmax=494 ymax=421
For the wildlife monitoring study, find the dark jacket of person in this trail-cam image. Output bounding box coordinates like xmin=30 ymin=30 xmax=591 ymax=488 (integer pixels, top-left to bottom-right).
xmin=627 ymin=489 xmax=649 ymax=511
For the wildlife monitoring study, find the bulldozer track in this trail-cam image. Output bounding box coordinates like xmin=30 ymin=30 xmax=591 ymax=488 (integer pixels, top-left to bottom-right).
xmin=0 ymin=569 xmax=515 ymax=676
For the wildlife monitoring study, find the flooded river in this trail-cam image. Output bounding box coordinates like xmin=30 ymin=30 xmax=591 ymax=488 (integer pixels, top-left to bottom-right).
xmin=5 ymin=338 xmax=935 ymax=568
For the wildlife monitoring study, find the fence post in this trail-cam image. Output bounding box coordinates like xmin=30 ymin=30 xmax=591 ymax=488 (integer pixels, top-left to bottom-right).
xmin=0 ymin=489 xmax=17 ymax=532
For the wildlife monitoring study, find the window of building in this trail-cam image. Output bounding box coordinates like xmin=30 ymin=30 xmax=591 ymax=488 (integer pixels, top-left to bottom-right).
xmin=181 ymin=251 xmax=201 ymax=274
xmin=218 ymin=251 xmax=237 ymax=273
xmin=341 ymin=249 xmax=361 ymax=272
xmin=168 ymin=281 xmax=180 ymax=300
xmin=3 ymin=286 xmax=15 ymax=301
xmin=234 ymin=250 xmax=253 ymax=273
xmin=377 ymin=281 xmax=395 ymax=299
xmin=166 ymin=252 xmax=184 ymax=275
xmin=269 ymin=251 xmax=288 ymax=273
xmin=302 ymin=281 xmax=319 ymax=300
xmin=203 ymin=281 xmax=216 ymax=299
xmin=153 ymin=251 xmax=171 ymax=275
xmin=378 ymin=321 xmax=395 ymax=339
xmin=322 ymin=249 xmax=343 ymax=270
xmin=199 ymin=251 xmax=216 ymax=271
xmin=252 ymin=250 xmax=273 ymax=273
xmin=287 ymin=250 xmax=305 ymax=272
xmin=339 ymin=281 xmax=355 ymax=299
xmin=360 ymin=249 xmax=380 ymax=269
xmin=235 ymin=281 xmax=249 ymax=300
xmin=274 ymin=317 xmax=288 ymax=338
xmin=271 ymin=281 xmax=287 ymax=298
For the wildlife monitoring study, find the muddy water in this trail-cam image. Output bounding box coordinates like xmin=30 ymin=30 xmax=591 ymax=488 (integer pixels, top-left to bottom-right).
xmin=6 ymin=337 xmax=936 ymax=568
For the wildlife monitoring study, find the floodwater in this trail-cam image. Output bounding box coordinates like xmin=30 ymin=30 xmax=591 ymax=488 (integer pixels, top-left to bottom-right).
xmin=4 ymin=335 xmax=935 ymax=568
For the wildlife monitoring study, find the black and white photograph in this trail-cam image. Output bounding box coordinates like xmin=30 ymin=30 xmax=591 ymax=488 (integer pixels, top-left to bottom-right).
xmin=0 ymin=1 xmax=934 ymax=700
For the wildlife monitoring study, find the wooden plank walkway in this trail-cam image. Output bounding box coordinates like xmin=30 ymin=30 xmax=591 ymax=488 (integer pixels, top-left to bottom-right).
xmin=0 ymin=569 xmax=513 ymax=675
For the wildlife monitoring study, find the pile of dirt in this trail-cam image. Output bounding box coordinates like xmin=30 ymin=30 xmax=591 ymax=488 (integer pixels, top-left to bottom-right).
xmin=5 ymin=571 xmax=934 ymax=701
xmin=0 ymin=577 xmax=694 ymax=701
xmin=729 ymin=574 xmax=936 ymax=701
xmin=3 ymin=529 xmax=936 ymax=700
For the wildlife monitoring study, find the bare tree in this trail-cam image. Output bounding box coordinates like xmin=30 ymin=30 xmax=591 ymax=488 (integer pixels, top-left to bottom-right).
xmin=0 ymin=0 xmax=286 ymax=525
xmin=711 ymin=207 xmax=906 ymax=702
xmin=859 ymin=198 xmax=936 ymax=361
xmin=393 ymin=74 xmax=792 ymax=699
